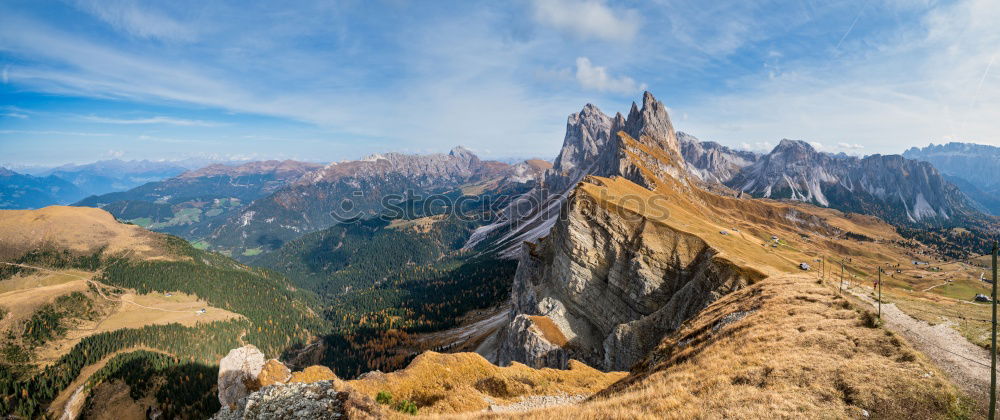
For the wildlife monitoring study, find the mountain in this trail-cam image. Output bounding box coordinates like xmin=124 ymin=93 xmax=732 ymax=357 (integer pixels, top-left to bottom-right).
xmin=75 ymin=160 xmax=322 ymax=242
xmin=724 ymin=139 xmax=982 ymax=225
xmin=0 ymin=167 xmax=85 ymax=209
xmin=0 ymin=206 xmax=326 ymax=418
xmin=42 ymin=159 xmax=191 ymax=197
xmin=206 ymin=147 xmax=529 ymax=256
xmin=206 ymin=92 xmax=968 ymax=419
xmin=464 ymin=92 xmax=690 ymax=258
xmin=903 ymin=142 xmax=1000 ymax=215
xmin=678 ymin=132 xmax=758 ymax=184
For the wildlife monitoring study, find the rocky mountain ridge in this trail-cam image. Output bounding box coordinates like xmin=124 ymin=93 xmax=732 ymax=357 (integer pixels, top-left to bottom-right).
xmin=726 ymin=139 xmax=981 ymax=224
xmin=0 ymin=167 xmax=85 ymax=209
xmin=207 ymin=147 xmax=534 ymax=256
xmin=903 ymin=142 xmax=1000 ymax=215
xmin=74 ymin=159 xmax=323 ymax=241
xmin=464 ymin=91 xmax=690 ymax=258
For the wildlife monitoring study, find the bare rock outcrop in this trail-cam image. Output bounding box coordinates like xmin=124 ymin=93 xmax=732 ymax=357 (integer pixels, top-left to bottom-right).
xmin=212 ymin=381 xmax=380 ymax=420
xmin=218 ymin=345 xmax=266 ymax=409
xmin=214 ymin=350 xmax=374 ymax=419
xmin=496 ymin=314 xmax=569 ymax=369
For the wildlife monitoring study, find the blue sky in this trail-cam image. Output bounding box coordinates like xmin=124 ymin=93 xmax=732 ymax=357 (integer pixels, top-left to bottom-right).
xmin=1 ymin=0 xmax=998 ymax=166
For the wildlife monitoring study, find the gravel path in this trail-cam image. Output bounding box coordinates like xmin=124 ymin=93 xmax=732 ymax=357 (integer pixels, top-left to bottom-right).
xmin=847 ymin=288 xmax=991 ymax=407
xmin=483 ymin=394 xmax=588 ymax=413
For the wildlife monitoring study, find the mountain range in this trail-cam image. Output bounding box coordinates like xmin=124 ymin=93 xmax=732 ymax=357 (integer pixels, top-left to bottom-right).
xmin=0 ymin=167 xmax=85 ymax=209
xmin=75 ymin=160 xmax=323 ymax=245
xmin=721 ymin=139 xmax=981 ymax=225
xmin=903 ymin=142 xmax=1000 ymax=215
xmin=2 ymin=91 xmax=995 ymax=419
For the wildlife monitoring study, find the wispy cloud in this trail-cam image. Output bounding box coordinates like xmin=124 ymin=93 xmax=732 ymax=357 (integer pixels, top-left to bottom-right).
xmin=530 ymin=0 xmax=639 ymax=42
xmin=574 ymin=57 xmax=646 ymax=94
xmin=678 ymin=0 xmax=1000 ymax=153
xmin=0 ymin=130 xmax=112 ymax=137
xmin=81 ymin=115 xmax=221 ymax=126
xmin=69 ymin=0 xmax=196 ymax=42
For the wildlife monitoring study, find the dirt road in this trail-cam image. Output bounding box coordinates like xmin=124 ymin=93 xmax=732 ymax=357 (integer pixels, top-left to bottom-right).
xmin=847 ymin=287 xmax=992 ymax=412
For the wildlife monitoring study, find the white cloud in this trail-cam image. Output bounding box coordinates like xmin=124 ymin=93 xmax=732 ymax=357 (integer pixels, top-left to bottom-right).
xmin=70 ymin=0 xmax=195 ymax=42
xmin=574 ymin=57 xmax=646 ymax=94
xmin=1 ymin=66 xmax=7 ymax=84
xmin=106 ymin=149 xmax=125 ymax=158
xmin=81 ymin=115 xmax=220 ymax=126
xmin=809 ymin=141 xmax=824 ymax=150
xmin=530 ymin=0 xmax=639 ymax=42
xmin=738 ymin=141 xmax=774 ymax=152
xmin=838 ymin=142 xmax=865 ymax=150
xmin=678 ymin=0 xmax=1000 ymax=154
xmin=2 ymin=112 xmax=28 ymax=119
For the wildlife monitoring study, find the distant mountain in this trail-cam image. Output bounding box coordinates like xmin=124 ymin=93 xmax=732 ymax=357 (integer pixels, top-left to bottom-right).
xmin=74 ymin=160 xmax=323 ymax=241
xmin=725 ymin=139 xmax=981 ymax=225
xmin=0 ymin=167 xmax=85 ymax=209
xmin=903 ymin=142 xmax=1000 ymax=215
xmin=42 ymin=159 xmax=190 ymax=197
xmin=207 ymin=147 xmax=533 ymax=256
xmin=678 ymin=132 xmax=758 ymax=184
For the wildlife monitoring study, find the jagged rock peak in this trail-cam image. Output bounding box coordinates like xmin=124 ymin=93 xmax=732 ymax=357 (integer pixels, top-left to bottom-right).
xmin=774 ymin=139 xmax=815 ymax=151
xmin=622 ymin=91 xmax=682 ymax=159
xmin=449 ymin=145 xmax=478 ymax=161
xmin=552 ymin=104 xmax=613 ymax=173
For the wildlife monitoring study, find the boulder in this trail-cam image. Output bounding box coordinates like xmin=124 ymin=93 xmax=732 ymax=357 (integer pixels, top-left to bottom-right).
xmin=218 ymin=345 xmax=266 ymax=409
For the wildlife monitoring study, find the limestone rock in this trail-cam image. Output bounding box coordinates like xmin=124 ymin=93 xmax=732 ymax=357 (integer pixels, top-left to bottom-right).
xmin=497 ymin=179 xmax=763 ymax=371
xmin=496 ymin=314 xmax=569 ymax=369
xmin=211 ymin=381 xmax=380 ymax=420
xmin=218 ymin=345 xmax=266 ymax=409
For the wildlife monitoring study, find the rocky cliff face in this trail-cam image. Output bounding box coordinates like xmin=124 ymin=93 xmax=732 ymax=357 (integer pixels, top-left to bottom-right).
xmin=726 ymin=139 xmax=981 ymax=225
xmin=495 ymin=176 xmax=762 ymax=371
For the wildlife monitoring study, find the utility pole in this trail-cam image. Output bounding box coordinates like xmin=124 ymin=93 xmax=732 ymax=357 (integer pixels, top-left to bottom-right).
xmin=840 ymin=262 xmax=845 ymax=294
xmin=991 ymin=241 xmax=998 ymax=420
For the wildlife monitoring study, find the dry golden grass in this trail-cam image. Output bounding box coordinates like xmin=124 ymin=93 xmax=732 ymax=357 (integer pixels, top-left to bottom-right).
xmin=450 ymin=275 xmax=966 ymax=419
xmin=0 ymin=271 xmax=92 ymax=330
xmin=35 ymin=288 xmax=241 ymax=365
xmin=0 ymin=268 xmax=240 ymax=365
xmin=346 ymin=352 xmax=626 ymax=415
xmin=526 ymin=316 xmax=568 ymax=347
xmin=0 ymin=206 xmax=169 ymax=260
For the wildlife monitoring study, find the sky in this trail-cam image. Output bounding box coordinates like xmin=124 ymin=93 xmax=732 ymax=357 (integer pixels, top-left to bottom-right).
xmin=1 ymin=0 xmax=999 ymax=166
